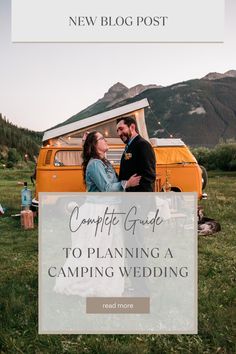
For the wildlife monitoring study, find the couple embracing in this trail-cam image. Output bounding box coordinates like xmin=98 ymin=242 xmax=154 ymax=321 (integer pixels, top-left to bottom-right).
xmin=82 ymin=116 xmax=156 ymax=193
xmin=54 ymin=117 xmax=156 ymax=297
xmin=82 ymin=117 xmax=156 ymax=297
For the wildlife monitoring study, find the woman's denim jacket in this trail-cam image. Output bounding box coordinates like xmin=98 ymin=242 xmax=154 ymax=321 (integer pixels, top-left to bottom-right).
xmin=86 ymin=159 xmax=125 ymax=192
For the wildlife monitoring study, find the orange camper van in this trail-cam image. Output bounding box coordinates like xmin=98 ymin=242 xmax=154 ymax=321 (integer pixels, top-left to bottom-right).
xmin=32 ymin=99 xmax=207 ymax=208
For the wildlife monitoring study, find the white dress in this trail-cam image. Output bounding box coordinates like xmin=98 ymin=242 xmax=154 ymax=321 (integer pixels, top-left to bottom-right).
xmin=54 ymin=199 xmax=125 ymax=297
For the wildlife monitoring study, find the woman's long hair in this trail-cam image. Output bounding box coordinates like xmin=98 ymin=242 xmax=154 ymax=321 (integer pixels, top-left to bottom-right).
xmin=82 ymin=131 xmax=108 ymax=182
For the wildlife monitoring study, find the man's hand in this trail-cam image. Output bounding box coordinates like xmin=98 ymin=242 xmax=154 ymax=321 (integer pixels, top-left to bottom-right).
xmin=126 ymin=174 xmax=141 ymax=189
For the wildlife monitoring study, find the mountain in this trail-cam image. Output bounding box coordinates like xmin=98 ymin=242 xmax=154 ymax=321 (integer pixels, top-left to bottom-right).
xmin=0 ymin=114 xmax=43 ymax=162
xmin=50 ymin=74 xmax=236 ymax=147
xmin=202 ymin=70 xmax=236 ymax=81
xmin=101 ymin=82 xmax=160 ymax=107
xmin=51 ymin=82 xmax=160 ymax=129
xmin=109 ymin=77 xmax=236 ymax=147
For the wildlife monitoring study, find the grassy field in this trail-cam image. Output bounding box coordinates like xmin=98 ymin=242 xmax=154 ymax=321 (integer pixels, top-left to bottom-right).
xmin=0 ymin=169 xmax=235 ymax=353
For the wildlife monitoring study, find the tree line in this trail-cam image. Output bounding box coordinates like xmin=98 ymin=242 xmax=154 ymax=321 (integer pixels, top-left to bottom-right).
xmin=191 ymin=141 xmax=236 ymax=171
xmin=1 ymin=113 xmax=235 ymax=171
xmin=0 ymin=113 xmax=43 ymax=168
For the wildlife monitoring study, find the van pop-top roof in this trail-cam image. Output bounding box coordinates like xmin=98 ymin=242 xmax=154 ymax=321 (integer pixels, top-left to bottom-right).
xmin=43 ymin=98 xmax=150 ymax=146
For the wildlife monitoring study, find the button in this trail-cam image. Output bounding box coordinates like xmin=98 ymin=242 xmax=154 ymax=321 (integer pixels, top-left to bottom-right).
xmin=86 ymin=297 xmax=150 ymax=314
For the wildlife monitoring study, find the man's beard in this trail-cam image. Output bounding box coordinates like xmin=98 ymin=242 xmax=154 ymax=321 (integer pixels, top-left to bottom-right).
xmin=120 ymin=129 xmax=132 ymax=143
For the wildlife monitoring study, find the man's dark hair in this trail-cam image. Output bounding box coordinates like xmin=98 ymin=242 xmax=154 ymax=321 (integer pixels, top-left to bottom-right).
xmin=116 ymin=116 xmax=139 ymax=133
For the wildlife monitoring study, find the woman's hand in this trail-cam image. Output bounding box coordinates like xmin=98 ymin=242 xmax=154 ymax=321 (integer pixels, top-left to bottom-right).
xmin=126 ymin=174 xmax=141 ymax=188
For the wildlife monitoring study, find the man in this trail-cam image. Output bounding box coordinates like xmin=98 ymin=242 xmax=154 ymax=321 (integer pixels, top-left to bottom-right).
xmin=117 ymin=116 xmax=156 ymax=296
xmin=116 ymin=116 xmax=156 ymax=192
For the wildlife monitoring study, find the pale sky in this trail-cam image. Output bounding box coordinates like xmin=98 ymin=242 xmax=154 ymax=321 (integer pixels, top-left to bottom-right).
xmin=0 ymin=0 xmax=235 ymax=132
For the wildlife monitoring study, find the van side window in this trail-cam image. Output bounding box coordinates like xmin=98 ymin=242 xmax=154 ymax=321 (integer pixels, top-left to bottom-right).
xmin=54 ymin=151 xmax=82 ymax=166
xmin=45 ymin=150 xmax=52 ymax=165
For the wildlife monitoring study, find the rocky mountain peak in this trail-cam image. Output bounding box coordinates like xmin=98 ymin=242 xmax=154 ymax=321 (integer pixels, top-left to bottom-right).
xmin=224 ymin=70 xmax=236 ymax=77
xmin=128 ymin=84 xmax=159 ymax=97
xmin=103 ymin=82 xmax=128 ymax=101
xmin=202 ymin=70 xmax=236 ymax=80
xmin=108 ymin=82 xmax=128 ymax=92
xmin=96 ymin=82 xmax=160 ymax=107
xmin=104 ymin=82 xmax=160 ymax=107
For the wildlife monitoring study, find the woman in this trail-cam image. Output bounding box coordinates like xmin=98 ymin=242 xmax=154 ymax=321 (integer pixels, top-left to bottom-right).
xmin=82 ymin=131 xmax=141 ymax=191
xmin=54 ymin=131 xmax=137 ymax=297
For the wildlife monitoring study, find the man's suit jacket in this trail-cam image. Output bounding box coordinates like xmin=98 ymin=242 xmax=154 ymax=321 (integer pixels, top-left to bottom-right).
xmin=119 ymin=135 xmax=156 ymax=192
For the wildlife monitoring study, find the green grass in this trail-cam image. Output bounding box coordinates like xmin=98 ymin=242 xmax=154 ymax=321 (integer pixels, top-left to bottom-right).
xmin=0 ymin=169 xmax=235 ymax=353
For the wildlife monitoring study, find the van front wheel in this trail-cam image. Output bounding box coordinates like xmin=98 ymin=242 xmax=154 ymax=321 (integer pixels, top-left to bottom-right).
xmin=170 ymin=187 xmax=181 ymax=192
xmin=200 ymin=165 xmax=208 ymax=190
